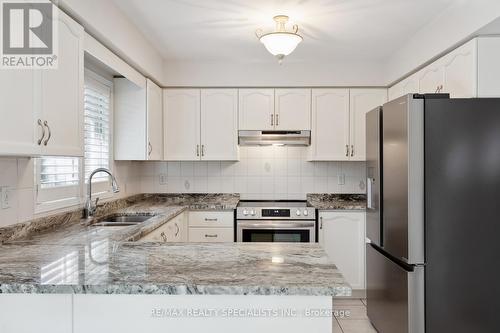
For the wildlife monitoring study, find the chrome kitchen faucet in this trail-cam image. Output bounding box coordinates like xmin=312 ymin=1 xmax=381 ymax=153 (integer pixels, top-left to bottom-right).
xmin=84 ymin=168 xmax=120 ymax=218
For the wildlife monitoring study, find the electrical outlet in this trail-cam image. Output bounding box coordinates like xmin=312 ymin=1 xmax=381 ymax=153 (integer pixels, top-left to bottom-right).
xmin=1 ymin=187 xmax=12 ymax=209
xmin=337 ymin=174 xmax=345 ymax=185
xmin=159 ymin=174 xmax=167 ymax=185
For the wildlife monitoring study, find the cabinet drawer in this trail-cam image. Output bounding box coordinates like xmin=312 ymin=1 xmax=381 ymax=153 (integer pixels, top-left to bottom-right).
xmin=188 ymin=211 xmax=233 ymax=227
xmin=188 ymin=227 xmax=234 ymax=242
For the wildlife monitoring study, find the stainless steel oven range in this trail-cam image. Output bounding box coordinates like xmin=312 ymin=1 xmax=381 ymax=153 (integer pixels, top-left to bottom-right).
xmin=236 ymin=201 xmax=317 ymax=243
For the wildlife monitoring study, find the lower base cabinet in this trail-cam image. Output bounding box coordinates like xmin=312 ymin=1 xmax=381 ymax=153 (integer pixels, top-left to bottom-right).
xmin=138 ymin=212 xmax=187 ymax=242
xmin=319 ymin=211 xmax=366 ymax=290
xmin=188 ymin=211 xmax=234 ymax=242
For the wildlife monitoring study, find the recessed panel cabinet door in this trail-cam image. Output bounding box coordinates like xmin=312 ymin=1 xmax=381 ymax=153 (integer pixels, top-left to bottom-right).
xmin=275 ymin=88 xmax=311 ymax=130
xmin=0 ymin=69 xmax=40 ymax=156
xmin=41 ymin=10 xmax=84 ymax=156
xmin=146 ymin=79 xmax=163 ymax=160
xmin=319 ymin=211 xmax=366 ymax=290
xmin=349 ymin=89 xmax=387 ymax=161
xmin=164 ymin=89 xmax=201 ymax=160
xmin=310 ymin=89 xmax=349 ymax=160
xmin=418 ymin=61 xmax=444 ymax=94
xmin=238 ymin=89 xmax=274 ymax=130
xmin=201 ymin=89 xmax=238 ymax=160
xmin=442 ymin=39 xmax=477 ymax=98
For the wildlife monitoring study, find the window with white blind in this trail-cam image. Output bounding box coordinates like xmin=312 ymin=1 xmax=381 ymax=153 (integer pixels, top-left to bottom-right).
xmin=35 ymin=69 xmax=113 ymax=211
xmin=84 ymin=70 xmax=112 ymax=189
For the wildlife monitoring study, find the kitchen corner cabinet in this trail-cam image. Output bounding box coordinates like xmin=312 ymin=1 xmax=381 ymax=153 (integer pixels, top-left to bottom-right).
xmin=0 ymin=8 xmax=84 ymax=157
xmin=319 ymin=211 xmax=366 ymax=290
xmin=309 ymin=88 xmax=386 ymax=161
xmin=114 ymin=78 xmax=163 ymax=160
xmin=164 ymin=89 xmax=238 ymax=161
xmin=138 ymin=212 xmax=187 ymax=243
xmin=238 ymin=88 xmax=311 ymax=131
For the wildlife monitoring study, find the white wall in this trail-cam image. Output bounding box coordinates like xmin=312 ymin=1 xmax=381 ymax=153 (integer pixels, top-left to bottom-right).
xmin=386 ymin=0 xmax=500 ymax=84
xmin=163 ymin=60 xmax=387 ymax=87
xmin=138 ymin=146 xmax=366 ymax=200
xmin=57 ymin=0 xmax=164 ymax=84
xmin=0 ymin=158 xmax=140 ymax=227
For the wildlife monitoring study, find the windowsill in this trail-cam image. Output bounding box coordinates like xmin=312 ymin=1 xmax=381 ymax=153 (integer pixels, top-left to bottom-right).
xmin=35 ymin=197 xmax=82 ymax=215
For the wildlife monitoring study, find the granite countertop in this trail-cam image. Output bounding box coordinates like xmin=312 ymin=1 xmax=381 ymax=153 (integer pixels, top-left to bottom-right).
xmin=0 ymin=193 xmax=351 ymax=296
xmin=307 ymin=194 xmax=367 ymax=210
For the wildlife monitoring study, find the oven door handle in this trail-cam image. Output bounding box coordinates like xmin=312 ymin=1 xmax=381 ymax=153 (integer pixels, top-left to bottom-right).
xmin=236 ymin=221 xmax=315 ymax=228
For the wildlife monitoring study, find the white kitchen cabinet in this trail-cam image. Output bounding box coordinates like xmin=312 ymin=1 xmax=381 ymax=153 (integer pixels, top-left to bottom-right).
xmin=238 ymin=89 xmax=275 ymax=130
xmin=114 ymin=78 xmax=163 ymax=160
xmin=275 ymin=89 xmax=311 ymax=130
xmin=319 ymin=211 xmax=366 ymax=290
xmin=164 ymin=89 xmax=201 ymax=160
xmin=388 ymin=73 xmax=419 ymax=101
xmin=138 ymin=212 xmax=187 ymax=242
xmin=477 ymin=37 xmax=500 ymax=97
xmin=349 ymin=89 xmax=387 ymax=161
xmin=309 ymin=89 xmax=350 ymax=161
xmin=0 ymin=9 xmax=84 ymax=157
xmin=442 ymin=39 xmax=477 ymax=98
xmin=201 ymin=89 xmax=239 ymax=160
xmin=417 ymin=60 xmax=444 ymax=94
xmin=188 ymin=211 xmax=234 ymax=243
xmin=146 ymin=79 xmax=164 ymax=160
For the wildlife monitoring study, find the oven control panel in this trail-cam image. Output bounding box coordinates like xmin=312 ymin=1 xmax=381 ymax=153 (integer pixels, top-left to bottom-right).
xmin=237 ymin=207 xmax=315 ymax=220
xmin=262 ymin=209 xmax=290 ymax=217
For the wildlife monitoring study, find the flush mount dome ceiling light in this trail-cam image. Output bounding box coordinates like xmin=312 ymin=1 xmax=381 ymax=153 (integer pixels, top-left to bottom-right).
xmin=256 ymin=15 xmax=303 ymax=64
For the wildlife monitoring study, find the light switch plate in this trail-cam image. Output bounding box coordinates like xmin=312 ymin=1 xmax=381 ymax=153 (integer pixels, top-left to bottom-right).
xmin=1 ymin=187 xmax=12 ymax=209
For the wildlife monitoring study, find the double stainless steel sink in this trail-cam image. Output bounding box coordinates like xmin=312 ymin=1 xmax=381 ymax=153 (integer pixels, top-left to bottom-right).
xmin=92 ymin=214 xmax=154 ymax=227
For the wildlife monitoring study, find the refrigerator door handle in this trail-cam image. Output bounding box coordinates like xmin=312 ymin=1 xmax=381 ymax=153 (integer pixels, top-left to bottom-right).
xmin=367 ymin=177 xmax=374 ymax=209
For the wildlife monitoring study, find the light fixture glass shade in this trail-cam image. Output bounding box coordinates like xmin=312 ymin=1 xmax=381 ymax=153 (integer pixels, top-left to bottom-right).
xmin=259 ymin=33 xmax=302 ymax=56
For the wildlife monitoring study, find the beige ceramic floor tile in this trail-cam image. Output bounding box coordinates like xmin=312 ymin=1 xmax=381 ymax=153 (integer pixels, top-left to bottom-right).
xmin=333 ymin=305 xmax=368 ymax=320
xmin=338 ymin=319 xmax=377 ymax=333
xmin=333 ymin=317 xmax=344 ymax=333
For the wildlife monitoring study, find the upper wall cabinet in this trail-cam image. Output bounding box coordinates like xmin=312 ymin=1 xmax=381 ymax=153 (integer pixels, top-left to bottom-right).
xmin=0 ymin=9 xmax=84 ymax=157
xmin=114 ymin=78 xmax=163 ymax=160
xmin=275 ymin=89 xmax=311 ymax=130
xmin=201 ymin=89 xmax=239 ymax=160
xmin=164 ymin=89 xmax=201 ymax=161
xmin=164 ymin=89 xmax=238 ymax=161
xmin=309 ymin=88 xmax=387 ymax=161
xmin=310 ymin=89 xmax=350 ymax=161
xmin=238 ymin=88 xmax=311 ymax=131
xmin=238 ymin=89 xmax=274 ymax=130
xmin=389 ymin=37 xmax=500 ymax=101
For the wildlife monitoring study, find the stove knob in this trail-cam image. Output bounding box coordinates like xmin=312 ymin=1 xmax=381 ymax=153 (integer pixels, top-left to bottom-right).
xmin=303 ymin=210 xmax=308 ymax=216
xmin=243 ymin=209 xmax=248 ymax=216
xmin=250 ymin=210 xmax=256 ymax=216
xmin=296 ymin=210 xmax=301 ymax=216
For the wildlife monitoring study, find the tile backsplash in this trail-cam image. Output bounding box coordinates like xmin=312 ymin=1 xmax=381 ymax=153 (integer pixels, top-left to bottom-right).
xmin=138 ymin=146 xmax=367 ymax=200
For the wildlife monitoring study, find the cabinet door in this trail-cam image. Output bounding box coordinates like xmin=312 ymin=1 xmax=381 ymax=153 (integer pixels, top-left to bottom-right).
xmin=41 ymin=9 xmax=84 ymax=156
xmin=0 ymin=69 xmax=40 ymax=156
xmin=164 ymin=89 xmax=201 ymax=160
xmin=146 ymin=79 xmax=163 ymax=160
xmin=275 ymin=88 xmax=311 ymax=130
xmin=418 ymin=61 xmax=444 ymax=94
xmin=319 ymin=212 xmax=366 ymax=290
xmin=201 ymin=89 xmax=238 ymax=160
xmin=388 ymin=81 xmax=403 ymax=102
xmin=238 ymin=89 xmax=274 ymax=130
xmin=442 ymin=39 xmax=477 ymax=98
xmin=310 ymin=89 xmax=349 ymax=161
xmin=401 ymin=73 xmax=419 ymax=95
xmin=349 ymin=89 xmax=387 ymax=161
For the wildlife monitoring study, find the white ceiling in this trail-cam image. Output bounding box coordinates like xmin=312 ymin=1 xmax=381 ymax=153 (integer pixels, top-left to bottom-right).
xmin=113 ymin=0 xmax=456 ymax=64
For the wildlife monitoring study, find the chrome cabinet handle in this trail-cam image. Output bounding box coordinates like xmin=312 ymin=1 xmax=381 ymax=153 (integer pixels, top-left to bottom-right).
xmin=435 ymin=84 xmax=443 ymax=93
xmin=174 ymin=223 xmax=179 ymax=237
xmin=275 ymin=114 xmax=279 ymax=126
xmin=204 ymin=218 xmax=218 ymax=222
xmin=351 ymin=145 xmax=354 ymax=157
xmin=160 ymin=232 xmax=167 ymax=242
xmin=148 ymin=141 xmax=152 ymax=156
xmin=37 ymin=119 xmax=45 ymax=145
xmin=196 ymin=145 xmax=200 ymax=157
xmin=320 ymin=217 xmax=323 ymax=230
xmin=43 ymin=121 xmax=51 ymax=146
xmin=205 ymin=234 xmax=218 ymax=238
xmin=201 ymin=145 xmax=205 ymax=157
xmin=270 ymin=114 xmax=274 ymax=126
xmin=345 ymin=145 xmax=349 ymax=157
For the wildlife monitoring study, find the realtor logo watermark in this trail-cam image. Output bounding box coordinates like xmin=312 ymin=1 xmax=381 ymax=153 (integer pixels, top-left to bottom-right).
xmin=1 ymin=0 xmax=58 ymax=68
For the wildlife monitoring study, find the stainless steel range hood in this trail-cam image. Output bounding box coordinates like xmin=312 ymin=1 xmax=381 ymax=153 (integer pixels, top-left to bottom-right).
xmin=238 ymin=130 xmax=311 ymax=146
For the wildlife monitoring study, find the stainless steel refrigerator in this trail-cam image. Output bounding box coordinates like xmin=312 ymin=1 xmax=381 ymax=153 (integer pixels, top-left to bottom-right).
xmin=365 ymin=94 xmax=500 ymax=333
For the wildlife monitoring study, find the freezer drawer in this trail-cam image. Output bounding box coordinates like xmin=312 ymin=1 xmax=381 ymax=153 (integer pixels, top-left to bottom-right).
xmin=366 ymin=244 xmax=424 ymax=333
